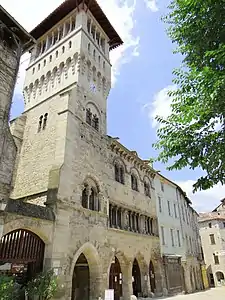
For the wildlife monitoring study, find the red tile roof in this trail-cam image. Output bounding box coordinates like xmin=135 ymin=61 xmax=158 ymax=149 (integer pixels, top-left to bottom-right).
xmin=30 ymin=0 xmax=123 ymax=50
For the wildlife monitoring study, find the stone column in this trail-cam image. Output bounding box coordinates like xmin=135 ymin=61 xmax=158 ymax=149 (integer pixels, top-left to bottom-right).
xmin=109 ymin=204 xmax=112 ymax=227
xmin=115 ymin=206 xmax=118 ymax=228
xmin=63 ymin=22 xmax=67 ymax=37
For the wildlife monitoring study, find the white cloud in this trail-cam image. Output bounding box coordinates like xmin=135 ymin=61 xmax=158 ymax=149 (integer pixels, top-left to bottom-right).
xmin=144 ymin=84 xmax=176 ymax=129
xmin=176 ymin=180 xmax=225 ymax=213
xmin=1 ymin=0 xmax=139 ymax=94
xmin=144 ymin=0 xmax=159 ymax=12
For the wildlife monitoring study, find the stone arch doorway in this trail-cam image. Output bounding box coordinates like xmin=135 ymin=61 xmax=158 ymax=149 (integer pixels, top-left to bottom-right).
xmin=132 ymin=258 xmax=142 ymax=297
xmin=0 ymin=229 xmax=45 ymax=282
xmin=149 ymin=260 xmax=156 ymax=293
xmin=109 ymin=256 xmax=122 ymax=300
xmin=71 ymin=253 xmax=90 ymax=300
xmin=216 ymin=271 xmax=224 ymax=284
xmin=70 ymin=243 xmax=101 ymax=300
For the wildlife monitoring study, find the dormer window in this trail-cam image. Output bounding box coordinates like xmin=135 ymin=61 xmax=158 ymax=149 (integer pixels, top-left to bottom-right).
xmin=144 ymin=182 xmax=151 ymax=197
xmin=131 ymin=174 xmax=138 ymax=191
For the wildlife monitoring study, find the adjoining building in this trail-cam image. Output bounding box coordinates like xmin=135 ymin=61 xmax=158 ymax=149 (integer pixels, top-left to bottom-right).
xmin=0 ymin=2 xmax=165 ymax=299
xmin=0 ymin=5 xmax=35 ymax=202
xmin=199 ymin=199 xmax=225 ymax=288
xmin=155 ymin=173 xmax=205 ymax=295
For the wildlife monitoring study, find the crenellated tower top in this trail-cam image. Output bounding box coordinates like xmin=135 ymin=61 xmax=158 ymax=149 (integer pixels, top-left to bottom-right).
xmin=23 ymin=0 xmax=123 ymax=131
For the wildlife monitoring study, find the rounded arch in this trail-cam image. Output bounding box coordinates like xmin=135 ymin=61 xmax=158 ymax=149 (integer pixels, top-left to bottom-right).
xmin=149 ymin=260 xmax=156 ymax=293
xmin=130 ymin=166 xmax=141 ymax=181
xmin=143 ymin=175 xmax=151 ymax=185
xmin=82 ymin=174 xmax=101 ymax=193
xmin=132 ymin=258 xmax=142 ymax=297
xmin=70 ymin=242 xmax=101 ymax=276
xmin=113 ymin=156 xmax=127 ymax=172
xmin=0 ymin=229 xmax=45 ymax=280
xmin=70 ymin=242 xmax=101 ymax=300
xmin=216 ymin=271 xmax=224 ymax=282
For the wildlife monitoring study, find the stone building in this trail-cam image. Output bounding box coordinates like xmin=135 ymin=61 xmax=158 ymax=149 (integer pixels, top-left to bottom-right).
xmin=199 ymin=199 xmax=225 ymax=287
xmin=0 ymin=6 xmax=35 ymax=202
xmin=155 ymin=174 xmax=205 ymax=295
xmin=0 ymin=1 xmax=164 ymax=299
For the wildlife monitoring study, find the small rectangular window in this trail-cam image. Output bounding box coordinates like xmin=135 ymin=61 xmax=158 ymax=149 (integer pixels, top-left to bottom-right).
xmin=161 ymin=226 xmax=165 ymax=245
xmin=174 ymin=203 xmax=177 ymax=218
xmin=213 ymin=254 xmax=219 ymax=265
xmin=209 ymin=222 xmax=212 ymax=228
xmin=158 ymin=197 xmax=162 ymax=213
xmin=210 ymin=234 xmax=216 ymax=245
xmin=170 ymin=229 xmax=174 ymax=246
xmin=167 ymin=201 xmax=171 ymax=216
xmin=177 ymin=230 xmax=181 ymax=247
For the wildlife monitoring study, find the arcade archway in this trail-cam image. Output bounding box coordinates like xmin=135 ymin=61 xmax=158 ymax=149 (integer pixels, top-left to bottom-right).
xmin=216 ymin=271 xmax=224 ymax=284
xmin=0 ymin=229 xmax=45 ymax=282
xmin=132 ymin=258 xmax=142 ymax=297
xmin=71 ymin=253 xmax=90 ymax=300
xmin=109 ymin=256 xmax=123 ymax=300
xmin=149 ymin=260 xmax=156 ymax=293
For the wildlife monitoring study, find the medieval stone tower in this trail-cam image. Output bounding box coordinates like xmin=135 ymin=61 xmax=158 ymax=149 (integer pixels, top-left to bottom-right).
xmin=9 ymin=1 xmax=163 ymax=300
xmin=11 ymin=0 xmax=122 ymax=202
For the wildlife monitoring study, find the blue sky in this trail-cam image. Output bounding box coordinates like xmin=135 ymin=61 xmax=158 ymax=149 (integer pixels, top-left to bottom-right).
xmin=4 ymin=0 xmax=224 ymax=212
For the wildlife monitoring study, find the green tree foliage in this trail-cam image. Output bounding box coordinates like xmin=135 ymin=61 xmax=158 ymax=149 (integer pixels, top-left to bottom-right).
xmin=154 ymin=0 xmax=225 ymax=191
xmin=0 ymin=276 xmax=20 ymax=300
xmin=26 ymin=269 xmax=58 ymax=300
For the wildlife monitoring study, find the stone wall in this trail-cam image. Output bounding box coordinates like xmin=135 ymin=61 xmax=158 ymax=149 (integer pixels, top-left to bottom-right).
xmin=0 ymin=31 xmax=20 ymax=200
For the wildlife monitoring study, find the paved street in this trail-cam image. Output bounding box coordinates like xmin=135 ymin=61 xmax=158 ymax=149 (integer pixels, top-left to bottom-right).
xmin=162 ymin=288 xmax=225 ymax=300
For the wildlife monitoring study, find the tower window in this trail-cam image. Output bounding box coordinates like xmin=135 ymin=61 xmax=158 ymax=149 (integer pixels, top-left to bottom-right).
xmin=49 ymin=55 xmax=52 ymax=62
xmin=43 ymin=113 xmax=48 ymax=130
xmin=32 ymin=67 xmax=35 ymax=74
xmin=38 ymin=64 xmax=40 ymax=71
xmin=103 ymin=61 xmax=105 ymax=70
xmin=69 ymin=41 xmax=72 ymax=49
xmin=98 ymin=56 xmax=101 ymax=64
xmin=38 ymin=115 xmax=43 ymax=132
xmin=56 ymin=51 xmax=58 ymax=58
xmin=88 ymin=43 xmax=91 ymax=54
xmin=93 ymin=49 xmax=96 ymax=60
xmin=62 ymin=46 xmax=65 ymax=53
xmin=43 ymin=59 xmax=46 ymax=67
xmin=86 ymin=108 xmax=92 ymax=125
xmin=209 ymin=222 xmax=212 ymax=228
xmin=92 ymin=114 xmax=99 ymax=131
xmin=213 ymin=254 xmax=219 ymax=265
xmin=131 ymin=174 xmax=138 ymax=191
xmin=210 ymin=234 xmax=216 ymax=245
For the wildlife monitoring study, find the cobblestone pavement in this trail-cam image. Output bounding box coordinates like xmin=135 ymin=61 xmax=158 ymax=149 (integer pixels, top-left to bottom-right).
xmin=161 ymin=287 xmax=225 ymax=300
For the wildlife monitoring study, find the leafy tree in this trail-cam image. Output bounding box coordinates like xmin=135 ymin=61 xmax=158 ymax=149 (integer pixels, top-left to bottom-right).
xmin=0 ymin=275 xmax=20 ymax=300
xmin=154 ymin=0 xmax=225 ymax=192
xmin=26 ymin=269 xmax=58 ymax=300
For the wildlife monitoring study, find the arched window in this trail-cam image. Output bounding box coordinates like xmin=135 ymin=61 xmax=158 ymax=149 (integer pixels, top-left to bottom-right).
xmin=62 ymin=46 xmax=65 ymax=53
xmin=131 ymin=174 xmax=138 ymax=191
xmin=82 ymin=188 xmax=88 ymax=208
xmin=43 ymin=113 xmax=48 ymax=130
xmin=86 ymin=108 xmax=92 ymax=125
xmin=32 ymin=67 xmax=35 ymax=74
xmin=92 ymin=114 xmax=99 ymax=131
xmin=81 ymin=185 xmax=99 ymax=212
xmin=43 ymin=59 xmax=46 ymax=67
xmin=115 ymin=164 xmax=125 ymax=184
xmin=56 ymin=51 xmax=58 ymax=58
xmin=38 ymin=115 xmax=43 ymax=132
xmin=115 ymin=164 xmax=120 ymax=182
xmin=144 ymin=182 xmax=151 ymax=197
xmin=88 ymin=43 xmax=91 ymax=54
xmin=93 ymin=49 xmax=96 ymax=60
xmin=38 ymin=63 xmax=40 ymax=71
xmin=49 ymin=55 xmax=52 ymax=62
xmin=69 ymin=41 xmax=72 ymax=49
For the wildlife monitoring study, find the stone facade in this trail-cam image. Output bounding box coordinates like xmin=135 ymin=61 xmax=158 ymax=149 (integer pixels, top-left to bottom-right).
xmin=3 ymin=2 xmax=164 ymax=300
xmin=155 ymin=174 xmax=204 ymax=295
xmin=199 ymin=200 xmax=225 ymax=288
xmin=0 ymin=7 xmax=35 ymax=201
